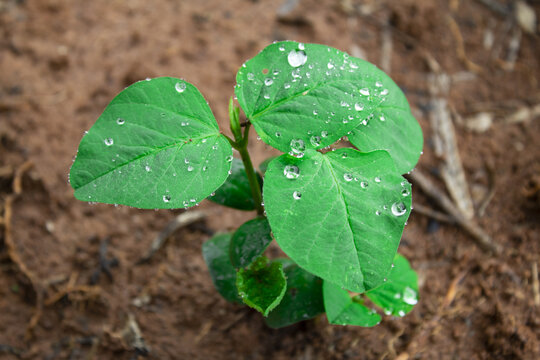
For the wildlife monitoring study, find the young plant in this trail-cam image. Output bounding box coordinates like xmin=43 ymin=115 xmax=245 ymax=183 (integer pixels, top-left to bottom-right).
xmin=69 ymin=41 xmax=423 ymax=328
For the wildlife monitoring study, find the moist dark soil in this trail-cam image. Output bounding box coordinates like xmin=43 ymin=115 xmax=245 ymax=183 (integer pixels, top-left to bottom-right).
xmin=1 ymin=0 xmax=539 ymax=359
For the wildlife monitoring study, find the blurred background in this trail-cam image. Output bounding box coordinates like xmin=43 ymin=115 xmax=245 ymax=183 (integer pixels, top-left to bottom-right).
xmin=0 ymin=0 xmax=539 ymax=359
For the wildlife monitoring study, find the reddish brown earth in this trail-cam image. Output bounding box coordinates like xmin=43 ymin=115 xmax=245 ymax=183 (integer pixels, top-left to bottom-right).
xmin=1 ymin=0 xmax=539 ymax=359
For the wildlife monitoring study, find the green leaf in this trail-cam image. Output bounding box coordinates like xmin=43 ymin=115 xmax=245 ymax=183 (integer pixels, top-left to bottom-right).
xmin=264 ymin=148 xmax=411 ymax=293
xmin=230 ymin=217 xmax=273 ymax=268
xmin=235 ymin=41 xmax=420 ymax=159
xmin=265 ymin=259 xmax=324 ymax=328
xmin=69 ymin=77 xmax=232 ymax=209
xmin=209 ymin=158 xmax=262 ymax=211
xmin=202 ymin=233 xmax=240 ymax=303
xmin=323 ymin=281 xmax=381 ymax=327
xmin=259 ymin=155 xmax=278 ymax=175
xmin=366 ymin=254 xmax=419 ymax=317
xmin=236 ymin=256 xmax=287 ymax=316
xmin=347 ymin=82 xmax=423 ymax=174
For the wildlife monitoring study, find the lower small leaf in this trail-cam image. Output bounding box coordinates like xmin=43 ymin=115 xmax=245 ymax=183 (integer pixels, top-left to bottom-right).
xmin=365 ymin=253 xmax=419 ymax=317
xmin=230 ymin=217 xmax=273 ymax=269
xmin=202 ymin=233 xmax=240 ymax=303
xmin=236 ymin=256 xmax=287 ymax=316
xmin=323 ymin=281 xmax=381 ymax=327
xmin=265 ymin=259 xmax=324 ymax=328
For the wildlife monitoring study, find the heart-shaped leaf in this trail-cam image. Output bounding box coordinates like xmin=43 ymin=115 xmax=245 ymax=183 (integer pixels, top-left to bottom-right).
xmin=202 ymin=233 xmax=241 ymax=303
xmin=263 ymin=148 xmax=411 ymax=293
xmin=230 ymin=217 xmax=273 ymax=268
xmin=70 ymin=77 xmax=232 ymax=209
xmin=265 ymin=259 xmax=324 ymax=328
xmin=235 ymin=41 xmax=420 ymax=164
xmin=236 ymin=256 xmax=287 ymax=316
xmin=366 ymin=253 xmax=419 ymax=317
xmin=209 ymin=158 xmax=262 ymax=211
xmin=323 ymin=281 xmax=381 ymax=327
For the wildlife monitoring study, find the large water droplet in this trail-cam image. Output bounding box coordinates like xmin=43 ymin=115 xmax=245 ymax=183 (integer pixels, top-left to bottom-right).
xmin=287 ymin=49 xmax=307 ymax=67
xmin=354 ymin=103 xmax=364 ymax=111
xmin=293 ymin=191 xmax=302 ymax=200
xmin=290 ymin=139 xmax=306 ymax=154
xmin=104 ymin=138 xmax=114 ymax=146
xmin=360 ymin=88 xmax=370 ymax=96
xmin=402 ymin=286 xmax=418 ymax=305
xmin=175 ymin=82 xmax=186 ymax=93
xmin=284 ymin=165 xmax=300 ymax=179
xmin=391 ymin=202 xmax=407 ymax=216
xmin=310 ymin=135 xmax=321 ymax=147
xmin=116 ymin=117 xmax=125 ymax=125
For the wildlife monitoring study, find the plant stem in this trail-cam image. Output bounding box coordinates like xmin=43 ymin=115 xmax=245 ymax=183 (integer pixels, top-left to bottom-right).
xmin=237 ymin=126 xmax=264 ymax=216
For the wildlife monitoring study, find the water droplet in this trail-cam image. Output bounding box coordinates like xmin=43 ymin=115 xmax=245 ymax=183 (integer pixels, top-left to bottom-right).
xmin=380 ymin=89 xmax=389 ymax=96
xmin=145 ymin=165 xmax=151 ymax=172
xmin=187 ymin=165 xmax=194 ymax=172
xmin=375 ymin=81 xmax=383 ymax=87
xmin=279 ymin=45 xmax=285 ymax=51
xmin=340 ymin=100 xmax=349 ymax=107
xmin=290 ymin=139 xmax=305 ymax=155
xmin=275 ymin=132 xmax=281 ymax=137
xmin=264 ymin=78 xmax=273 ymax=86
xmin=403 ymin=287 xmax=418 ymax=305
xmin=327 ymin=62 xmax=334 ymax=69
xmin=379 ymin=115 xmax=386 ymax=121
xmin=284 ymin=83 xmax=291 ymax=89
xmin=391 ymin=202 xmax=407 ymax=217
xmin=374 ymin=177 xmax=381 ymax=183
xmin=263 ymin=94 xmax=270 ymax=99
xmin=184 ymin=158 xmax=190 ymax=164
xmin=163 ymin=195 xmax=171 ymax=203
xmin=342 ymin=153 xmax=348 ymax=159
xmin=175 ymin=82 xmax=186 ymax=93
xmin=310 ymin=135 xmax=321 ymax=147
xmin=247 ymin=73 xmax=255 ymax=80
xmin=354 ymin=103 xmax=364 ymax=111
xmin=287 ymin=49 xmax=307 ymax=67
xmin=226 ymin=155 xmax=233 ymax=162
xmin=343 ymin=173 xmax=353 ymax=182
xmin=104 ymin=138 xmax=114 ymax=146
xmin=284 ymin=165 xmax=300 ymax=179
xmin=321 ymin=131 xmax=329 ymax=138
xmin=360 ymin=181 xmax=368 ymax=188
xmin=313 ymin=109 xmax=318 ymax=115
xmin=293 ymin=191 xmax=302 ymax=200
xmin=116 ymin=117 xmax=125 ymax=125
xmin=181 ymin=122 xmax=188 ymax=126
xmin=342 ymin=118 xmax=349 ymax=124
xmin=298 ymin=43 xmax=305 ymax=50
xmin=212 ymin=145 xmax=218 ymax=150
xmin=360 ymin=88 xmax=370 ymax=96
xmin=203 ymin=166 xmax=208 ymax=171
xmin=402 ymin=188 xmax=410 ymax=197
xmin=376 ymin=210 xmax=381 ymax=216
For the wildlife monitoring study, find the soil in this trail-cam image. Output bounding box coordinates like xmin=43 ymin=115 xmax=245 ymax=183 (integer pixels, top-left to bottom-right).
xmin=1 ymin=0 xmax=539 ymax=359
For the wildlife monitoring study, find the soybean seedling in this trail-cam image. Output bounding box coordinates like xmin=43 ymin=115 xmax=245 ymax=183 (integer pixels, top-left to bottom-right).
xmin=70 ymin=41 xmax=423 ymax=328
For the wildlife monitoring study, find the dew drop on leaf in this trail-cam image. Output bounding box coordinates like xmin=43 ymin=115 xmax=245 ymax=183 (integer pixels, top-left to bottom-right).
xmin=116 ymin=118 xmax=125 ymax=125
xmin=264 ymin=78 xmax=273 ymax=86
xmin=343 ymin=173 xmax=353 ymax=182
xmin=402 ymin=286 xmax=418 ymax=305
xmin=391 ymin=202 xmax=407 ymax=217
xmin=187 ymin=165 xmax=194 ymax=172
xmin=247 ymin=73 xmax=255 ymax=80
xmin=104 ymin=138 xmax=114 ymax=146
xmin=354 ymin=103 xmax=364 ymax=111
xmin=145 ymin=165 xmax=151 ymax=172
xmin=360 ymin=181 xmax=368 ymax=188
xmin=360 ymin=88 xmax=370 ymax=96
xmin=290 ymin=139 xmax=306 ymax=155
xmin=298 ymin=43 xmax=305 ymax=50
xmin=275 ymin=132 xmax=281 ymax=137
xmin=379 ymin=115 xmax=386 ymax=121
xmin=283 ymin=165 xmax=300 ymax=179
xmin=321 ymin=130 xmax=328 ymax=138
xmin=226 ymin=155 xmax=233 ymax=162
xmin=380 ymin=89 xmax=389 ymax=96
xmin=327 ymin=62 xmax=334 ymax=69
xmin=175 ymin=82 xmax=186 ymax=93
xmin=293 ymin=191 xmax=302 ymax=200
xmin=310 ymin=135 xmax=321 ymax=147
xmin=163 ymin=194 xmax=171 ymax=203
xmin=376 ymin=210 xmax=381 ymax=216
xmin=375 ymin=81 xmax=383 ymax=87
xmin=287 ymin=49 xmax=307 ymax=67
xmin=402 ymin=188 xmax=410 ymax=197
xmin=374 ymin=177 xmax=381 ymax=183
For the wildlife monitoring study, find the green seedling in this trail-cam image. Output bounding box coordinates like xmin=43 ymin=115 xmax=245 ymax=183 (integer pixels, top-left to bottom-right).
xmin=70 ymin=41 xmax=423 ymax=328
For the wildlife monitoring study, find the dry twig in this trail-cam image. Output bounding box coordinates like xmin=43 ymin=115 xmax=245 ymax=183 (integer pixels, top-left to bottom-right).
xmin=138 ymin=210 xmax=206 ymax=264
xmin=407 ymin=170 xmax=500 ymax=254
xmin=533 ymin=262 xmax=540 ymax=307
xmin=447 ymin=16 xmax=483 ymax=74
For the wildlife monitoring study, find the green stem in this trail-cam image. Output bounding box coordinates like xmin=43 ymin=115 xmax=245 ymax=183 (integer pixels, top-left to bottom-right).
xmin=237 ymin=127 xmax=264 ymax=216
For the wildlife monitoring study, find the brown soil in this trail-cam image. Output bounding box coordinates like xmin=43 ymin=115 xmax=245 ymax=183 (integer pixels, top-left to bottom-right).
xmin=1 ymin=0 xmax=539 ymax=359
